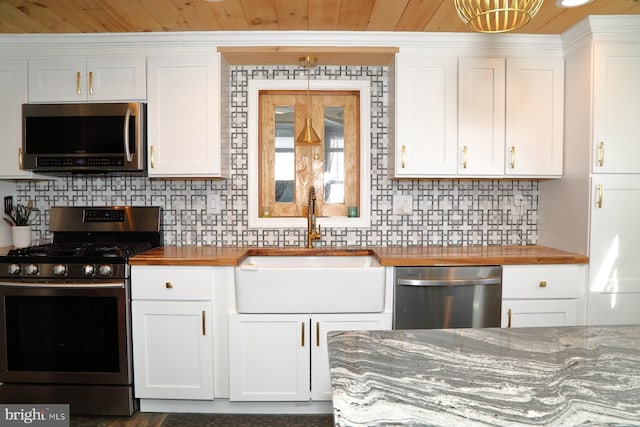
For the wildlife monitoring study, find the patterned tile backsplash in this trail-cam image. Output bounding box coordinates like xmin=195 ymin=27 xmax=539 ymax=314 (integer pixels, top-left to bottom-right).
xmin=16 ymin=65 xmax=538 ymax=247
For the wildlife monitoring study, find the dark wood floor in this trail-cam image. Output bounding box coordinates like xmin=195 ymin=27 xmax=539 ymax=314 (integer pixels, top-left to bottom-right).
xmin=70 ymin=412 xmax=167 ymax=427
xmin=70 ymin=412 xmax=335 ymax=427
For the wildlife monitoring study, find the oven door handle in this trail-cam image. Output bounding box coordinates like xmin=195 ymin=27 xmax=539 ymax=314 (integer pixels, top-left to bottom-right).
xmin=0 ymin=282 xmax=125 ymax=289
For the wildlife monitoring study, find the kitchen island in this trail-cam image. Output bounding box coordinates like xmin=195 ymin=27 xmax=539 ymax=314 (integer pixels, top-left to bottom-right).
xmin=327 ymin=326 xmax=640 ymax=426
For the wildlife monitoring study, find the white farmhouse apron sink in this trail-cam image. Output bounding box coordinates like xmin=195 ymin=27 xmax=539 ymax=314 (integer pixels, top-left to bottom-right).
xmin=234 ymin=255 xmax=386 ymax=313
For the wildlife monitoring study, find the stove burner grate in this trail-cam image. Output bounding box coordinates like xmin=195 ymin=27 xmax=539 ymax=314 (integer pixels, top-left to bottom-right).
xmin=7 ymin=242 xmax=154 ymax=259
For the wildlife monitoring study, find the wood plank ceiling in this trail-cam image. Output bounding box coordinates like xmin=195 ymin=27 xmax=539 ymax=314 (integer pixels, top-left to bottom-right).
xmin=0 ymin=0 xmax=639 ymax=35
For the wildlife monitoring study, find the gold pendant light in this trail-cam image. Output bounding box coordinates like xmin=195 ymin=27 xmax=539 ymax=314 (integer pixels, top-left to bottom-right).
xmin=296 ymin=56 xmax=321 ymax=145
xmin=454 ymin=0 xmax=544 ymax=33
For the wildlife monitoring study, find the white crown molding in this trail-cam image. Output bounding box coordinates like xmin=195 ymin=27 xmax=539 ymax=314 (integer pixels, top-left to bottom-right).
xmin=0 ymin=29 xmax=563 ymax=58
xmin=2 ymin=15 xmax=637 ymax=59
xmin=563 ymin=15 xmax=640 ymax=50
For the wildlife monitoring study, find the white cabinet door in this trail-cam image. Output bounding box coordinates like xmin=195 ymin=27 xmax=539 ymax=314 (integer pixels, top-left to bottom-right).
xmin=394 ymin=54 xmax=458 ymax=177
xmin=588 ymin=175 xmax=640 ymax=325
xmin=228 ymin=312 xmax=391 ymax=402
xmin=310 ymin=314 xmax=388 ymax=401
xmin=228 ymin=314 xmax=309 ymax=401
xmin=85 ymin=57 xmax=146 ymax=101
xmin=505 ymin=58 xmax=563 ymax=177
xmin=28 ymin=57 xmax=145 ymax=102
xmin=28 ymin=57 xmax=86 ymax=102
xmin=132 ymin=301 xmax=214 ymax=400
xmin=592 ymin=44 xmax=640 ymax=174
xmin=458 ymin=57 xmax=505 ymax=176
xmin=0 ymin=60 xmax=33 ymax=178
xmin=146 ymin=55 xmax=222 ymax=177
xmin=502 ymin=264 xmax=586 ymax=328
xmin=502 ymin=300 xmax=578 ymax=328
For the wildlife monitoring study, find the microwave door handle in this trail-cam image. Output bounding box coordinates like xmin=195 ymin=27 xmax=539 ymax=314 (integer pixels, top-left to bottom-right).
xmin=124 ymin=108 xmax=133 ymax=162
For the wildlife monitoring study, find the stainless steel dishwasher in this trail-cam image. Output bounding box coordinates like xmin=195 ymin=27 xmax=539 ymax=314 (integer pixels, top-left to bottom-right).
xmin=393 ymin=266 xmax=502 ymax=329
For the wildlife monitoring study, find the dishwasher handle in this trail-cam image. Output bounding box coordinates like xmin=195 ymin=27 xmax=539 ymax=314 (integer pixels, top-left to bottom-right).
xmin=397 ymin=277 xmax=501 ymax=287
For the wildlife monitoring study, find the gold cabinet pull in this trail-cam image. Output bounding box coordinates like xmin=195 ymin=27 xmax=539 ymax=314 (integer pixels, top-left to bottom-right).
xmin=89 ymin=71 xmax=94 ymax=95
xmin=510 ymin=146 xmax=515 ymax=169
xmin=539 ymin=280 xmax=547 ymax=288
xmin=507 ymin=308 xmax=512 ymax=328
xmin=76 ymin=71 xmax=81 ymax=95
xmin=165 ymin=281 xmax=173 ymax=288
xmin=202 ymin=310 xmax=206 ymax=336
xmin=598 ymin=141 xmax=604 ymax=167
xmin=150 ymin=145 xmax=155 ymax=168
xmin=597 ymin=184 xmax=603 ymax=208
xmin=301 ymin=321 xmax=305 ymax=347
xmin=316 ymin=322 xmax=320 ymax=347
xmin=18 ymin=148 xmax=23 ymax=170
xmin=462 ymin=145 xmax=468 ymax=169
xmin=401 ymin=145 xmax=406 ymax=169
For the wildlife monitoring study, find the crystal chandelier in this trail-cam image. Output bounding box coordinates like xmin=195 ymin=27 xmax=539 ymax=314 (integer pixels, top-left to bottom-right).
xmin=454 ymin=0 xmax=544 ymax=33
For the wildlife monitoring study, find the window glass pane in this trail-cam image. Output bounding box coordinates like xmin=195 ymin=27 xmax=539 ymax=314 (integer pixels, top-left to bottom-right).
xmin=274 ymin=106 xmax=295 ymax=203
xmin=324 ymin=106 xmax=345 ymax=204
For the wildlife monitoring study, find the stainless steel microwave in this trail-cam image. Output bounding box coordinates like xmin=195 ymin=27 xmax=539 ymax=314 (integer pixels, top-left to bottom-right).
xmin=21 ymin=102 xmax=146 ymax=173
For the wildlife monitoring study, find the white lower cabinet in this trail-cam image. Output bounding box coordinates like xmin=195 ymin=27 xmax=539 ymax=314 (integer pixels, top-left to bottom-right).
xmin=131 ymin=266 xmax=214 ymax=400
xmin=501 ymin=265 xmax=586 ymax=328
xmin=228 ymin=313 xmax=388 ymax=401
xmin=501 ymin=299 xmax=578 ymax=328
xmin=588 ymin=175 xmax=640 ymax=325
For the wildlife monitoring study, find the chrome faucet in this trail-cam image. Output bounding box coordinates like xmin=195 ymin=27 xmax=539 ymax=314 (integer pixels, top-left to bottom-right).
xmin=306 ymin=186 xmax=321 ymax=248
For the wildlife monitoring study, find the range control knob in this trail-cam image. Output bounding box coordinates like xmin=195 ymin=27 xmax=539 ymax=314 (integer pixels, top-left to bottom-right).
xmin=8 ymin=264 xmax=21 ymax=275
xmin=83 ymin=265 xmax=95 ymax=276
xmin=98 ymin=265 xmax=113 ymax=277
xmin=53 ymin=264 xmax=67 ymax=276
xmin=25 ymin=264 xmax=39 ymax=275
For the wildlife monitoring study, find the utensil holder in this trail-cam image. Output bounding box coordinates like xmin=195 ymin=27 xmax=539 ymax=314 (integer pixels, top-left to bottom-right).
xmin=12 ymin=225 xmax=31 ymax=249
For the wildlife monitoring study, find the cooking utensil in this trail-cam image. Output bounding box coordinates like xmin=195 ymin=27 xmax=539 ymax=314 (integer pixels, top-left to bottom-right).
xmin=5 ymin=202 xmax=36 ymax=226
xmin=25 ymin=200 xmax=33 ymax=218
xmin=4 ymin=196 xmax=12 ymax=217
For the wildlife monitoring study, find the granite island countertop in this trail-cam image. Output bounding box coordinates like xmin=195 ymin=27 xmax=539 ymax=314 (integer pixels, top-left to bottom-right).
xmin=327 ymin=326 xmax=640 ymax=426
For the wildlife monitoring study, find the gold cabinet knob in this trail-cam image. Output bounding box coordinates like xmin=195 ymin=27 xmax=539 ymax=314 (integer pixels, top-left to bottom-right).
xmin=539 ymin=280 xmax=547 ymax=288
xmin=165 ymin=282 xmax=173 ymax=289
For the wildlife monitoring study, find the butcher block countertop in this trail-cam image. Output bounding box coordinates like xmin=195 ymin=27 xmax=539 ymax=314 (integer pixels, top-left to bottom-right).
xmin=129 ymin=245 xmax=588 ymax=266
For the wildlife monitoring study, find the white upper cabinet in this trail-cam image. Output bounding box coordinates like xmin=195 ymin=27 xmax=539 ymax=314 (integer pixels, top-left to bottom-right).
xmin=393 ymin=53 xmax=563 ymax=179
xmin=393 ymin=54 xmax=458 ymax=177
xmin=0 ymin=59 xmax=32 ymax=178
xmin=505 ymin=58 xmax=564 ymax=177
xmin=458 ymin=57 xmax=505 ymax=176
xmin=28 ymin=56 xmax=146 ymax=102
xmin=592 ymin=44 xmax=640 ymax=174
xmin=146 ymin=54 xmax=226 ymax=178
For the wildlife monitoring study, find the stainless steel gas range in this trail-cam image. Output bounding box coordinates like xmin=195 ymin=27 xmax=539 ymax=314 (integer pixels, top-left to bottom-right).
xmin=0 ymin=206 xmax=161 ymax=416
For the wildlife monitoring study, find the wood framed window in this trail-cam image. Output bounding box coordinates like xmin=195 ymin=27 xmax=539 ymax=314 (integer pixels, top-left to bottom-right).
xmin=258 ymin=90 xmax=360 ymax=219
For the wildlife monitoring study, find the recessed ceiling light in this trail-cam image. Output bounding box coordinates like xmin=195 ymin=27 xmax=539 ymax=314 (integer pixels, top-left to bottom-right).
xmin=556 ymin=0 xmax=594 ymax=7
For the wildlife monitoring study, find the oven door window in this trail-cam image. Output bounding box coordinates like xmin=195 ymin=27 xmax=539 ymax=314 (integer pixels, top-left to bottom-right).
xmin=6 ymin=295 xmax=120 ymax=373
